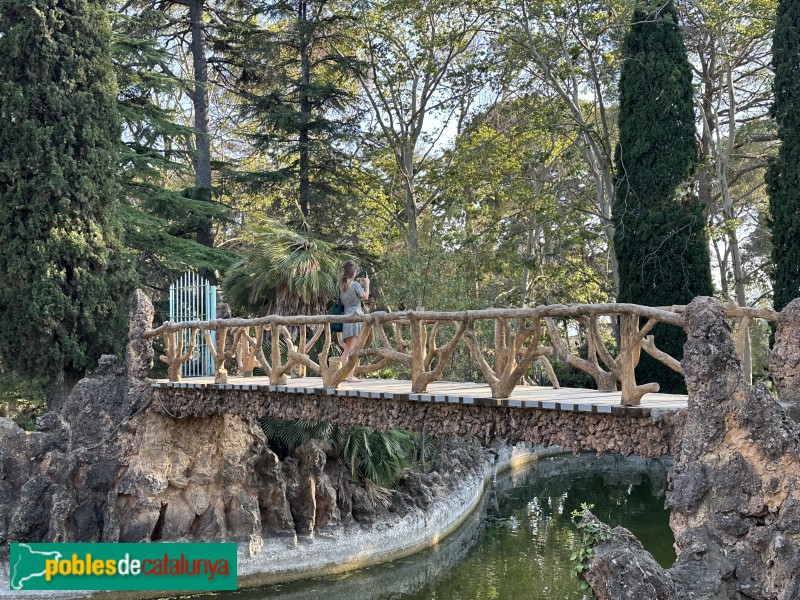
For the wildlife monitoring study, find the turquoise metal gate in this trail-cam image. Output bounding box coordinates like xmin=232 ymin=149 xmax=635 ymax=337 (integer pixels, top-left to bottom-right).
xmin=169 ymin=271 xmax=217 ymax=377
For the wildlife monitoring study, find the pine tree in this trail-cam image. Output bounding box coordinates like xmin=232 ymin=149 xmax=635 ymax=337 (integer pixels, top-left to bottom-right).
xmin=112 ymin=9 xmax=237 ymax=284
xmin=612 ymin=0 xmax=713 ymax=394
xmin=766 ymin=0 xmax=800 ymax=313
xmin=0 ymin=0 xmax=134 ymax=389
xmin=222 ymin=0 xmax=361 ymax=228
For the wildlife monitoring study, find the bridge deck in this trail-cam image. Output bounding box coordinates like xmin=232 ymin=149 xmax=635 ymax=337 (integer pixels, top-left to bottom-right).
xmin=153 ymin=376 xmax=688 ymax=418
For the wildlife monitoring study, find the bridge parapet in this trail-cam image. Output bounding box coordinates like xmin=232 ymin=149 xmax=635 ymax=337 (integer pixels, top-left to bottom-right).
xmin=141 ymin=301 xmax=779 ymax=406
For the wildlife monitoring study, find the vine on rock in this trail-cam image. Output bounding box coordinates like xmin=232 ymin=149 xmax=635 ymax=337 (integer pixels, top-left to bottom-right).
xmin=570 ymin=503 xmax=611 ymax=597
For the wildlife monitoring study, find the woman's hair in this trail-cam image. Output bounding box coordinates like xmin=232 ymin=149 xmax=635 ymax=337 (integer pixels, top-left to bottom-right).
xmin=338 ymin=260 xmax=358 ymax=292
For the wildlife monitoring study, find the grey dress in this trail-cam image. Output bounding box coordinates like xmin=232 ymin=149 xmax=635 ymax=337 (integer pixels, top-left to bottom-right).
xmin=340 ymin=280 xmax=365 ymax=339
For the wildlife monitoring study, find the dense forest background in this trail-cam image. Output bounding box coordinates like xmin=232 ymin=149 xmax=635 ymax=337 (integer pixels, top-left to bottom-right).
xmin=0 ymin=0 xmax=793 ymax=418
xmin=107 ymin=0 xmax=777 ymax=309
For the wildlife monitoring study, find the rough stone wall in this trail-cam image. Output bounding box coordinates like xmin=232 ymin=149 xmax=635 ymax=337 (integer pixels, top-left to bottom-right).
xmin=582 ymin=296 xmax=800 ymax=600
xmin=152 ymin=388 xmax=685 ymax=459
xmin=0 ymin=290 xmax=148 ymax=549
xmin=771 ymin=297 xmax=800 ymax=404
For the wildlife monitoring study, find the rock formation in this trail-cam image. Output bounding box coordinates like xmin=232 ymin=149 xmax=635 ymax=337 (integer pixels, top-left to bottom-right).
xmin=771 ymin=297 xmax=800 ymax=404
xmin=0 ymin=291 xmax=487 ymax=555
xmin=582 ymin=296 xmax=800 ymax=600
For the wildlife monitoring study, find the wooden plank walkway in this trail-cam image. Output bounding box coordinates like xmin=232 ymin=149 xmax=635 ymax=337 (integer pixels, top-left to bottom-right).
xmin=152 ymin=376 xmax=688 ymax=418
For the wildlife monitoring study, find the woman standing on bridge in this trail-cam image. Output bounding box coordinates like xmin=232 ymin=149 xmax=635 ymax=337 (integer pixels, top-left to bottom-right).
xmin=338 ymin=260 xmax=369 ymax=382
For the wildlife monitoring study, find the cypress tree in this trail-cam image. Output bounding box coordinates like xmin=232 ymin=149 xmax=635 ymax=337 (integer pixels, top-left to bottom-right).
xmin=613 ymin=0 xmax=713 ymax=393
xmin=766 ymin=0 xmax=800 ymax=312
xmin=0 ymin=0 xmax=134 ymax=389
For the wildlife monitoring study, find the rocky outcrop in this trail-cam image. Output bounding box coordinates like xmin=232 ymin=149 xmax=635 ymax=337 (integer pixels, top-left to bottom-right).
xmin=579 ymin=513 xmax=680 ymax=600
xmin=0 ymin=291 xmax=157 ymax=551
xmin=771 ymin=297 xmax=800 ymax=404
xmin=0 ymin=290 xmax=493 ymax=554
xmin=582 ymin=296 xmax=800 ymax=600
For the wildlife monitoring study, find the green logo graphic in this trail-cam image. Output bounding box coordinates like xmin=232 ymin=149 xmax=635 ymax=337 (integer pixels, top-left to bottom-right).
xmin=9 ymin=543 xmax=237 ymax=591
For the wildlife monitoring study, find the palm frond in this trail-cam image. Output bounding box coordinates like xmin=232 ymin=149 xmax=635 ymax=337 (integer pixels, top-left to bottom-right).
xmin=222 ymin=221 xmax=345 ymax=317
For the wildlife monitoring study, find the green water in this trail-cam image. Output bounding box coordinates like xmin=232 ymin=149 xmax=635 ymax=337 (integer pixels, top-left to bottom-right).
xmin=180 ymin=454 xmax=674 ymax=600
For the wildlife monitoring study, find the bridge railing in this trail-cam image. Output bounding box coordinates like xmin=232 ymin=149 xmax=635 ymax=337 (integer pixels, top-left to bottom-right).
xmin=141 ymin=303 xmax=778 ymax=406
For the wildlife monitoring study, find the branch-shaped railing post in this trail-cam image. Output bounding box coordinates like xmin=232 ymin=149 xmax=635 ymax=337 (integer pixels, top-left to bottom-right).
xmin=617 ymin=315 xmax=660 ymax=406
xmin=324 ymin=320 xmax=374 ymax=388
xmin=284 ymin=324 xmax=326 ymax=378
xmin=735 ymin=316 xmax=751 ymax=365
xmin=537 ymin=355 xmax=560 ymax=389
xmin=545 ymin=317 xmax=617 ymax=391
xmin=354 ymin=321 xmax=412 ymax=376
xmin=269 ymin=324 xmax=306 ymax=385
xmin=407 ymin=312 xmax=466 ymax=393
xmin=238 ymin=326 xmax=263 ymax=377
xmin=160 ymin=327 xmax=200 ymax=382
xmin=269 ymin=320 xmax=287 ymax=385
xmin=464 ymin=317 xmax=551 ymax=398
xmin=296 ymin=324 xmax=308 ymax=378
xmin=203 ymin=326 xmax=244 ymax=384
xmin=252 ymin=325 xmax=272 ymax=378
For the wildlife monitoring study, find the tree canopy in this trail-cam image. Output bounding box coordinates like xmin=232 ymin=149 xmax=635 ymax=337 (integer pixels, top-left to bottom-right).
xmin=612 ymin=0 xmax=713 ymax=392
xmin=0 ymin=0 xmax=789 ymax=394
xmin=766 ymin=0 xmax=800 ymax=312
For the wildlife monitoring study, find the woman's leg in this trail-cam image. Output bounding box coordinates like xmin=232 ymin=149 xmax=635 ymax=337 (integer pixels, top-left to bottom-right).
xmin=340 ymin=335 xmax=355 ymax=367
xmin=341 ymin=336 xmax=360 ymax=381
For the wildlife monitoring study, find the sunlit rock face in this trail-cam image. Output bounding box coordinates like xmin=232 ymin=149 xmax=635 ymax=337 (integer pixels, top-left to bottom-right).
xmin=582 ymin=296 xmax=800 ymax=600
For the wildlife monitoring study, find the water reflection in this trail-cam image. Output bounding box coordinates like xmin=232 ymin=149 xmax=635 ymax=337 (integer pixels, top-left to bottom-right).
xmin=175 ymin=453 xmax=674 ymax=600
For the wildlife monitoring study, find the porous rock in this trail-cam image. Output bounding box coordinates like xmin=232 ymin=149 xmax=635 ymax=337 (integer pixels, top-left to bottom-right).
xmin=582 ymin=296 xmax=800 ymax=600
xmin=771 ymin=297 xmax=800 ymax=403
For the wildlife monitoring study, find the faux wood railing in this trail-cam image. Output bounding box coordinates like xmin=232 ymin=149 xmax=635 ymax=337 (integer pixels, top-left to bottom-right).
xmin=141 ymin=303 xmax=777 ymax=406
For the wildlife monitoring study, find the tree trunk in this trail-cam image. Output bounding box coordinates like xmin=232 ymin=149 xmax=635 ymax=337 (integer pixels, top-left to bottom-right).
xmin=298 ymin=0 xmax=311 ymax=220
xmin=189 ymin=0 xmax=214 ymax=248
xmin=55 ymin=369 xmax=86 ymax=411
xmin=402 ymin=148 xmax=418 ymax=249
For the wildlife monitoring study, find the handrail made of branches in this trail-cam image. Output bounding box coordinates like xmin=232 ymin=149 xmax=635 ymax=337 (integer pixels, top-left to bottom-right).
xmin=144 ymin=302 xmax=776 ymax=406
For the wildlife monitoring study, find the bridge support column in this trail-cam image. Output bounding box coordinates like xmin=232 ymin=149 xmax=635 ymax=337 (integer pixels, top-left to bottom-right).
xmin=771 ymin=298 xmax=800 ymax=404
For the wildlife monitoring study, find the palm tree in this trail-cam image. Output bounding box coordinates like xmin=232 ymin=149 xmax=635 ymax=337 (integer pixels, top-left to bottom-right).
xmin=222 ymin=221 xmax=342 ymax=316
xmin=259 ymin=416 xmax=429 ymax=488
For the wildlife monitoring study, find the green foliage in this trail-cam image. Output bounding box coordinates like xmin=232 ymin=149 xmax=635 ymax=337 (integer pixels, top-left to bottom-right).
xmin=341 ymin=426 xmax=419 ymax=487
xmin=569 ymin=502 xmax=610 ymax=597
xmin=118 ymin=203 xmax=238 ymax=278
xmin=0 ymin=0 xmax=135 ymax=379
xmin=766 ymin=0 xmax=800 ymax=312
xmin=612 ymin=0 xmax=713 ymax=393
xmin=0 ymin=371 xmax=48 ymax=431
xmin=258 ymin=416 xmax=425 ymax=487
xmin=222 ymin=0 xmax=362 ymax=227
xmin=112 ymin=10 xmax=235 ymax=284
xmin=259 ymin=417 xmax=338 ymax=456
xmin=222 ymin=221 xmax=342 ymax=315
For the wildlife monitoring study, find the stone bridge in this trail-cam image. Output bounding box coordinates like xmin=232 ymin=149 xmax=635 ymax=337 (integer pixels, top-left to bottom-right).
xmin=144 ymin=297 xmax=800 ymax=459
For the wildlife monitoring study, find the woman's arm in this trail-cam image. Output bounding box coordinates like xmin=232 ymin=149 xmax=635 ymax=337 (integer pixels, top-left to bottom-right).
xmin=358 ymin=275 xmax=370 ymax=300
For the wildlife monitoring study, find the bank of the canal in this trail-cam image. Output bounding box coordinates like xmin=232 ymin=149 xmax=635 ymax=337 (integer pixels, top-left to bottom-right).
xmin=173 ymin=453 xmax=674 ymax=600
xmin=1 ymin=450 xmax=673 ymax=600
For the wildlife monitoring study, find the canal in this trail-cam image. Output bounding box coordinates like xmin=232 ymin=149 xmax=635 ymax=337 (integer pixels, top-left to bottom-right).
xmin=177 ymin=453 xmax=673 ymax=600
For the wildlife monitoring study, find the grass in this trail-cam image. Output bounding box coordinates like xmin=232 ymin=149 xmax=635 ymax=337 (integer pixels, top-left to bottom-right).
xmin=0 ymin=371 xmax=48 ymax=431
